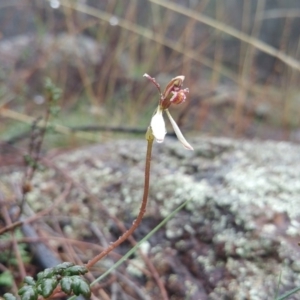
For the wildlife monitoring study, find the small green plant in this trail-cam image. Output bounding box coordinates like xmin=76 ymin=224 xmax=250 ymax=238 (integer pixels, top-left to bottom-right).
xmin=0 ymin=230 xmax=30 ymax=266
xmin=3 ymin=262 xmax=90 ymax=300
xmin=0 ymin=271 xmax=14 ymax=289
xmin=19 ymin=78 xmax=62 ymax=216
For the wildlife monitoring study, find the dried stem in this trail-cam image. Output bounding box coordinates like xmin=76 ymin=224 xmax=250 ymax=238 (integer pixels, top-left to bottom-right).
xmin=1 ymin=206 xmax=26 ymax=280
xmin=86 ymin=136 xmax=154 ymax=269
xmin=19 ymin=101 xmax=52 ymax=218
xmin=143 ymin=73 xmax=163 ymax=100
xmin=0 ymin=183 xmax=72 ymax=236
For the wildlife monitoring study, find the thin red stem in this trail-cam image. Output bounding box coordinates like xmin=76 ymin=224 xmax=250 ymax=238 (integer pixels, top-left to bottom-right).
xmin=86 ymin=138 xmax=154 ymax=269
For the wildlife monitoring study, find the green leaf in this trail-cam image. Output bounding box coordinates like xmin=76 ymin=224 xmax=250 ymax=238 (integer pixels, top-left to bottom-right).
xmin=3 ymin=293 xmax=17 ymax=300
xmin=37 ymin=267 xmax=54 ymax=280
xmin=70 ymin=276 xmax=91 ymax=297
xmin=40 ymin=278 xmax=59 ymax=298
xmin=23 ymin=276 xmax=35 ymax=286
xmin=77 ymin=280 xmax=91 ymax=298
xmin=61 ymin=276 xmax=73 ymax=295
xmin=44 ymin=78 xmax=62 ymax=103
xmin=19 ymin=286 xmax=38 ymax=300
xmin=18 ymin=286 xmax=28 ymax=295
xmin=70 ymin=276 xmax=81 ymax=296
xmin=50 ymin=105 xmax=60 ymax=117
xmin=0 ymin=271 xmax=13 ymax=287
xmin=62 ymin=265 xmax=88 ymax=276
xmin=0 ymin=230 xmax=30 ymax=266
xmin=36 ymin=283 xmax=42 ymax=295
xmin=51 ymin=88 xmax=62 ymax=102
xmin=53 ymin=262 xmax=75 ymax=274
xmin=44 ymin=78 xmax=53 ymax=90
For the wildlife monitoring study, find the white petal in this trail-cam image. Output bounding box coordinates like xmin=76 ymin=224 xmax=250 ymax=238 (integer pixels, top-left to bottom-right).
xmin=165 ymin=109 xmax=194 ymax=150
xmin=172 ymin=75 xmax=185 ymax=82
xmin=150 ymin=106 xmax=166 ymax=143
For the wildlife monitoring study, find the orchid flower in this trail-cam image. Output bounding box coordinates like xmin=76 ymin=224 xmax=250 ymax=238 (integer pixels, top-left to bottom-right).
xmin=144 ymin=73 xmax=193 ymax=150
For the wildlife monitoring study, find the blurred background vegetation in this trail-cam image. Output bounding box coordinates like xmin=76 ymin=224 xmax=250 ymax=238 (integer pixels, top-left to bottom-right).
xmin=1 ymin=0 xmax=300 ymax=148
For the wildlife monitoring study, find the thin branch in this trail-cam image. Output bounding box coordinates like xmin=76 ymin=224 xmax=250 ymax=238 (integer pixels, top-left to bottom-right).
xmin=143 ymin=73 xmax=163 ymax=99
xmin=0 ymin=183 xmax=72 ymax=235
xmin=1 ymin=206 xmax=26 ymax=279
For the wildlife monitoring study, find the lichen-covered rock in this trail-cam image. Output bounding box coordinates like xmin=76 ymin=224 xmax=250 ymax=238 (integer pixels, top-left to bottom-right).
xmin=2 ymin=136 xmax=300 ymax=299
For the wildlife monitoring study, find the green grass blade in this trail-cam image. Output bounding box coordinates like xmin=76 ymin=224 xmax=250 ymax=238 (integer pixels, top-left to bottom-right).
xmin=68 ymin=199 xmax=190 ymax=299
xmin=274 ymin=270 xmax=282 ymax=300
xmin=276 ymin=286 xmax=300 ymax=300
xmin=91 ymin=199 xmax=189 ymax=285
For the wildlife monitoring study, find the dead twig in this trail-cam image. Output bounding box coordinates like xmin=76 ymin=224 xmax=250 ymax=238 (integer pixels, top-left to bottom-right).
xmin=0 ymin=182 xmax=72 ymax=235
xmin=1 ymin=205 xmax=26 ymax=280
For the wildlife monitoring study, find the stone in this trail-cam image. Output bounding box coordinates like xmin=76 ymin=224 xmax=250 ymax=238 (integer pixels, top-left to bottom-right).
xmin=1 ymin=136 xmax=300 ymax=299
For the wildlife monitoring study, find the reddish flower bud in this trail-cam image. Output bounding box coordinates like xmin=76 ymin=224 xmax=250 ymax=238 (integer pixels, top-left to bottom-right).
xmin=169 ymin=88 xmax=189 ymax=105
xmin=163 ymin=76 xmax=185 ymax=99
xmin=161 ymin=76 xmax=188 ymax=109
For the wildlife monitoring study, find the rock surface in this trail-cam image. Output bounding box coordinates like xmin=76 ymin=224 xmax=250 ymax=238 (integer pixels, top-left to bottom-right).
xmin=2 ymin=136 xmax=300 ymax=299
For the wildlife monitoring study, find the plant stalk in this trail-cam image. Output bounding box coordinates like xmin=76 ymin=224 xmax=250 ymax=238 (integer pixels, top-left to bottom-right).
xmin=86 ymin=136 xmax=154 ymax=269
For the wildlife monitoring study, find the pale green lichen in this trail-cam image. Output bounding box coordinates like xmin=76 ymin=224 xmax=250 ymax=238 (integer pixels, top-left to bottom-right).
xmin=1 ymin=137 xmax=300 ymax=299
